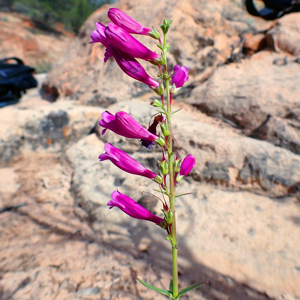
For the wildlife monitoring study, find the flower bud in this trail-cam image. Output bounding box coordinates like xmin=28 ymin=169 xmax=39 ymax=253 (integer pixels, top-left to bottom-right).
xmin=171 ymin=65 xmax=189 ymax=94
xmin=160 ymin=122 xmax=170 ymax=137
xmin=160 ymin=19 xmax=173 ymax=35
xmin=150 ymin=99 xmax=164 ymax=109
xmin=180 ymin=154 xmax=196 ymax=176
xmin=159 ymin=159 xmax=169 ymax=175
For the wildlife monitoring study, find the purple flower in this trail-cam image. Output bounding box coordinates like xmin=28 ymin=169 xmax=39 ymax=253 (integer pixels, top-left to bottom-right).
xmin=108 ymin=191 xmax=165 ymax=226
xmin=105 ymin=23 xmax=160 ymax=61
xmin=108 ymin=8 xmax=151 ymax=36
xmin=99 ymin=111 xmax=158 ymax=142
xmin=171 ymin=65 xmax=189 ymax=90
xmin=180 ymin=154 xmax=196 ymax=176
xmin=99 ymin=143 xmax=156 ymax=179
xmin=104 ymin=46 xmax=159 ymax=88
xmin=90 ymin=22 xmax=110 ymax=47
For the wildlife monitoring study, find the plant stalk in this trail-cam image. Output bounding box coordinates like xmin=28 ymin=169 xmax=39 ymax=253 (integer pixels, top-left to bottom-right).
xmin=165 ymin=78 xmax=178 ymax=298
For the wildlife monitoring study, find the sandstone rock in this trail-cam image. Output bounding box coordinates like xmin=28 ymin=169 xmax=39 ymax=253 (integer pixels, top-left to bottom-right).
xmin=243 ymin=33 xmax=267 ymax=55
xmin=0 ymin=12 xmax=72 ymax=71
xmin=0 ymin=101 xmax=103 ymax=166
xmin=64 ymin=100 xmax=300 ymax=299
xmin=187 ymin=52 xmax=300 ymax=154
xmin=43 ymin=0 xmax=254 ymax=105
xmin=0 ymin=168 xmax=20 ymax=202
xmin=266 ymin=13 xmax=300 ymax=55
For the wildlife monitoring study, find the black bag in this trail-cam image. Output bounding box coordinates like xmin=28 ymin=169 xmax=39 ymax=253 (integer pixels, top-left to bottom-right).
xmin=245 ymin=0 xmax=300 ymax=20
xmin=0 ymin=57 xmax=38 ymax=108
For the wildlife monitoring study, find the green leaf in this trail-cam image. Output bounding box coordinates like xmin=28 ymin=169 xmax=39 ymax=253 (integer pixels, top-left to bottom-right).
xmin=172 ymin=108 xmax=182 ymax=115
xmin=153 ymin=189 xmax=170 ymax=196
xmin=177 ymin=282 xmax=206 ymax=298
xmin=136 ymin=277 xmax=174 ymax=298
xmin=157 ymin=44 xmax=164 ymax=51
xmin=175 ymin=192 xmax=192 ymax=198
xmin=169 ymin=279 xmax=173 ymax=300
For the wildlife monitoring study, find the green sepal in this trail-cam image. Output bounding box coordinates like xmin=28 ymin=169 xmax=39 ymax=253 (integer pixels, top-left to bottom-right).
xmin=149 ymin=28 xmax=160 ymax=39
xmin=136 ymin=277 xmax=174 ymax=298
xmin=163 ymin=210 xmax=174 ymax=224
xmin=156 ymin=136 xmax=165 ymax=147
xmin=161 ymin=122 xmax=170 ymax=137
xmin=173 ymin=159 xmax=181 ymax=173
xmin=176 ymin=174 xmax=183 ymax=183
xmin=151 ymin=99 xmax=166 ymax=113
xmin=154 ymin=174 xmax=163 ymax=184
xmin=176 ymin=282 xmax=206 ymax=298
xmin=159 ymin=160 xmax=169 ymax=175
xmin=152 ymin=83 xmax=164 ymax=96
xmin=157 ymin=55 xmax=167 ymax=66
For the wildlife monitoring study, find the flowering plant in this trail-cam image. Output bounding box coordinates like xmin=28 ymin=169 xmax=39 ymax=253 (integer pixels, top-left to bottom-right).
xmin=91 ymin=8 xmax=207 ymax=299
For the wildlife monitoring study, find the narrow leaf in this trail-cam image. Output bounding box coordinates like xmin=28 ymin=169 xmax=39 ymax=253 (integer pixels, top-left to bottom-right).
xmin=168 ymin=279 xmax=173 ymax=300
xmin=177 ymin=282 xmax=206 ymax=298
xmin=136 ymin=277 xmax=173 ymax=298
xmin=175 ymin=192 xmax=192 ymax=198
xmin=172 ymin=108 xmax=182 ymax=115
xmin=153 ymin=189 xmax=170 ymax=196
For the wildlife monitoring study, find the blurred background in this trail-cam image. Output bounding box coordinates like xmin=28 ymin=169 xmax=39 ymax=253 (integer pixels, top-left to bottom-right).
xmin=0 ymin=0 xmax=115 ymax=34
xmin=0 ymin=0 xmax=300 ymax=300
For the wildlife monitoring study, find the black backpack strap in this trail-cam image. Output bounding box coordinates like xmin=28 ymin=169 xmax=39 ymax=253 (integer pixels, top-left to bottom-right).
xmin=245 ymin=0 xmax=300 ymax=20
xmin=0 ymin=57 xmax=24 ymax=65
xmin=245 ymin=0 xmax=281 ymax=19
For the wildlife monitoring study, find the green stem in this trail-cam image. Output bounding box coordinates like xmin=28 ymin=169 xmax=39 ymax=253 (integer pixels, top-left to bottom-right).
xmin=166 ymin=76 xmax=178 ymax=298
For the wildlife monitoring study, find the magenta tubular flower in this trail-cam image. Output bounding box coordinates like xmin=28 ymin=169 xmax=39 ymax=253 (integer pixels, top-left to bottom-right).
xmin=105 ymin=23 xmax=160 ymax=61
xmin=99 ymin=143 xmax=156 ymax=179
xmin=104 ymin=46 xmax=159 ymax=88
xmin=171 ymin=65 xmax=189 ymax=88
xmin=180 ymin=154 xmax=196 ymax=176
xmin=108 ymin=191 xmax=165 ymax=226
xmin=108 ymin=8 xmax=151 ymax=36
xmin=99 ymin=111 xmax=158 ymax=142
xmin=90 ymin=22 xmax=110 ymax=47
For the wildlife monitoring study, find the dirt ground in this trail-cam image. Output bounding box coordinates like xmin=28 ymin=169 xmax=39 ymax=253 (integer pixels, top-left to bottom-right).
xmin=0 ymin=147 xmax=277 ymax=300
